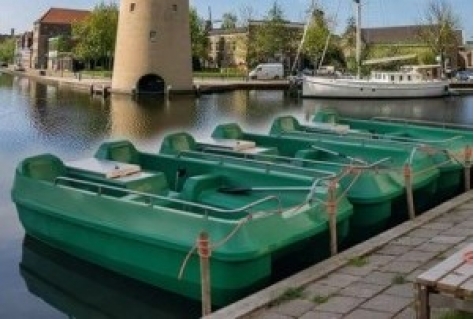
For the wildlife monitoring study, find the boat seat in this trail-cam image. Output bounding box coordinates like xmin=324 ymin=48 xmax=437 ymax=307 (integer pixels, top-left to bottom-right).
xmin=19 ymin=154 xmax=66 ymax=182
xmin=160 ymin=132 xmax=197 ymax=155
xmin=95 ymin=140 xmax=140 ymax=164
xmin=212 ymin=123 xmax=244 ymax=139
xmin=180 ymin=174 xmax=223 ymax=201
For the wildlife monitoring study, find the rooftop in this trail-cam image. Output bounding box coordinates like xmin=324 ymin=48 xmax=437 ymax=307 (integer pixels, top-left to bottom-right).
xmin=36 ymin=7 xmax=90 ymax=25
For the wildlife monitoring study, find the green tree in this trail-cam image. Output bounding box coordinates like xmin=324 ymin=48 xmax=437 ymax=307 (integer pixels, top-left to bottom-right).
xmin=0 ymin=38 xmax=16 ymax=64
xmin=189 ymin=7 xmax=209 ymax=69
xmin=72 ymin=1 xmax=118 ymax=70
xmin=221 ymin=12 xmax=238 ymax=29
xmin=249 ymin=1 xmax=295 ymax=67
xmin=418 ymin=0 xmax=460 ymax=73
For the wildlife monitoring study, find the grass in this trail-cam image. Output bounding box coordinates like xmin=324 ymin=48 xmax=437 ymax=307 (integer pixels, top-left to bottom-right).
xmin=437 ymin=311 xmax=472 ymax=319
xmin=347 ymin=256 xmax=369 ymax=267
xmin=271 ymin=287 xmax=306 ymax=305
xmin=312 ymin=295 xmax=331 ymax=304
xmin=392 ymin=274 xmax=407 ymax=285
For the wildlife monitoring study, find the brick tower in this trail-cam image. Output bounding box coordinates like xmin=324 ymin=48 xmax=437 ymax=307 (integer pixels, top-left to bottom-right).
xmin=112 ymin=0 xmax=193 ymax=94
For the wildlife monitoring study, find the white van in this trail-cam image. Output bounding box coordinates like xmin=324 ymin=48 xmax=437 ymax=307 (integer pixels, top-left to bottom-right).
xmin=249 ymin=63 xmax=284 ymax=80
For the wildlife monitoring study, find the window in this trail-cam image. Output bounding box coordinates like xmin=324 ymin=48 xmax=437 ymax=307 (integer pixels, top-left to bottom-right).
xmin=172 ymin=4 xmax=178 ymax=12
xmin=130 ymin=3 xmax=136 ymax=12
xmin=399 ymin=76 xmax=403 ymax=81
xmin=407 ymin=75 xmax=412 ymax=81
xmin=390 ymin=75 xmax=395 ymax=82
xmin=149 ymin=30 xmax=157 ymax=42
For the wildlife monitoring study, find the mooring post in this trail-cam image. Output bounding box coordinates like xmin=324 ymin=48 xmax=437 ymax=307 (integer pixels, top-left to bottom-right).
xmin=404 ymin=164 xmax=416 ymax=220
xmin=464 ymin=145 xmax=472 ymax=192
xmin=198 ymin=231 xmax=212 ymax=316
xmin=327 ymin=181 xmax=338 ymax=256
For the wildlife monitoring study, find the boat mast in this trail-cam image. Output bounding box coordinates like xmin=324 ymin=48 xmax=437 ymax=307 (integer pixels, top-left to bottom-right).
xmin=354 ymin=0 xmax=361 ymax=79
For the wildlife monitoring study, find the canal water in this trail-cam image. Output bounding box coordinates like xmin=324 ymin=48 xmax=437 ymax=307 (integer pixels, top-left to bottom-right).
xmin=0 ymin=72 xmax=472 ymax=319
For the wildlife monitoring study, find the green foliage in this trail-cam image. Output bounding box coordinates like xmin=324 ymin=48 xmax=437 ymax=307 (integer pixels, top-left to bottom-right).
xmin=392 ymin=274 xmax=406 ymax=285
xmin=189 ymin=7 xmax=209 ymax=62
xmin=221 ymin=12 xmax=238 ymax=29
xmin=0 ymin=38 xmax=15 ymax=63
xmin=437 ymin=311 xmax=472 ymax=319
xmin=347 ymin=256 xmax=369 ymax=267
xmin=72 ymin=1 xmax=118 ymax=68
xmin=248 ymin=1 xmax=300 ymax=67
xmin=272 ymin=286 xmax=306 ymax=305
xmin=312 ymin=295 xmax=331 ymax=304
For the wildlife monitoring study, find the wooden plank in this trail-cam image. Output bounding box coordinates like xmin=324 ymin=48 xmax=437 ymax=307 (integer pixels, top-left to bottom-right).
xmin=436 ymin=263 xmax=472 ymax=293
xmin=460 ymin=278 xmax=473 ymax=298
xmin=417 ymin=245 xmax=472 ymax=286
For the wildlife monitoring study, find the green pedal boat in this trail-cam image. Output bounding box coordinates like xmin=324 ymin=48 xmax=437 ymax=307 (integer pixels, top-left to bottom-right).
xmin=12 ymin=140 xmax=353 ymax=306
xmin=159 ymin=125 xmax=438 ymax=242
xmin=270 ymin=115 xmax=466 ymax=203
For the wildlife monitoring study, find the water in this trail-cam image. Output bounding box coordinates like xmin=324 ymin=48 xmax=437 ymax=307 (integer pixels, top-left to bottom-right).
xmin=0 ymin=72 xmax=472 ymax=318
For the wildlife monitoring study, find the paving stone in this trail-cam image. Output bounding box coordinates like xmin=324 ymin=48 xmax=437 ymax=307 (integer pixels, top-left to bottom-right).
xmin=360 ymin=294 xmax=412 ymax=313
xmin=393 ymin=236 xmax=427 ymax=246
xmin=384 ymin=283 xmax=415 ymax=298
xmin=271 ymin=299 xmax=314 ymax=317
xmin=397 ymin=250 xmax=439 ymax=263
xmin=421 ymin=222 xmax=454 ymax=230
xmin=366 ymin=254 xmax=396 ymax=267
xmin=343 ymin=309 xmax=392 ymax=319
xmin=317 ymin=274 xmax=360 ymax=288
xmin=304 ymin=283 xmax=341 ymax=298
xmin=380 ymin=261 xmax=420 ymax=274
xmin=313 ymin=296 xmax=365 ymax=314
xmin=338 ymin=264 xmax=376 ymax=277
xmin=407 ymin=228 xmax=442 ymax=238
xmin=440 ymin=227 xmax=472 ymax=237
xmin=251 ymin=312 xmax=293 ymax=319
xmin=377 ymin=244 xmax=410 ymax=256
xmin=392 ymin=306 xmax=416 ymax=319
xmin=338 ymin=282 xmax=386 ymax=299
xmin=299 ymin=311 xmax=343 ymax=319
xmin=360 ymin=271 xmax=396 ymax=287
xmin=429 ymin=236 xmax=465 ymax=245
xmin=415 ymin=242 xmax=451 ymax=253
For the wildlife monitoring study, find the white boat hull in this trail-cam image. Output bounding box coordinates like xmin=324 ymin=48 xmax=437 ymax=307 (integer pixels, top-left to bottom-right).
xmin=302 ymin=76 xmax=449 ymax=99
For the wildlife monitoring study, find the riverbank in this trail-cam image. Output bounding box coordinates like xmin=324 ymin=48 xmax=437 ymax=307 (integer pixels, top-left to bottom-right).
xmin=2 ymin=67 xmax=471 ymax=96
xmin=206 ymin=191 xmax=473 ymax=319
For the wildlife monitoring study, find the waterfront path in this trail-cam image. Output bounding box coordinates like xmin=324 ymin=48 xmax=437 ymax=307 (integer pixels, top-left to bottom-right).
xmin=207 ymin=191 xmax=473 ymax=319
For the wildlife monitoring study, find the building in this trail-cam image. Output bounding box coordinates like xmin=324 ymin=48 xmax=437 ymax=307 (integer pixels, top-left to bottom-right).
xmin=32 ymin=7 xmax=90 ymax=69
xmin=15 ymin=32 xmax=33 ymax=67
xmin=360 ymin=25 xmax=464 ymax=72
xmin=207 ymin=20 xmax=305 ymax=70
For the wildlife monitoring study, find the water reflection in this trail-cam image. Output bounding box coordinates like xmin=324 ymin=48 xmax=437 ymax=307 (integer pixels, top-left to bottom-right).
xmin=301 ymin=96 xmax=473 ymax=126
xmin=20 ymin=236 xmax=201 ymax=319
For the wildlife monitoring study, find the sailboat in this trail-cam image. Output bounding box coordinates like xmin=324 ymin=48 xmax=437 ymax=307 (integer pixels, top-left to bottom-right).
xmin=302 ymin=0 xmax=450 ymax=99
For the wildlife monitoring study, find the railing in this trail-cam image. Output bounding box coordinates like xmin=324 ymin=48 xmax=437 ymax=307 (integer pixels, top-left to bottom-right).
xmin=283 ymin=127 xmax=464 ymax=147
xmin=370 ymin=116 xmax=473 ymax=130
xmin=54 ymin=176 xmax=283 ymax=218
xmin=178 ymin=149 xmax=342 ymax=177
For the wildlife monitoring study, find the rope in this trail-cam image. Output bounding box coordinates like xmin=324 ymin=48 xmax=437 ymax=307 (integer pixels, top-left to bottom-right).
xmin=464 ymin=250 xmax=473 ymax=265
xmin=178 ymin=243 xmax=197 ymax=280
xmin=337 ymin=169 xmax=363 ymax=204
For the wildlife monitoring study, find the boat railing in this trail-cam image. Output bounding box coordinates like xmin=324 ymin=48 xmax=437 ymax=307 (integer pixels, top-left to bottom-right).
xmin=178 ymin=146 xmax=391 ymax=174
xmin=178 ymin=149 xmax=337 ymax=177
xmin=292 ymin=127 xmax=465 ymax=147
xmin=370 ymin=116 xmax=473 ymax=131
xmin=54 ymin=176 xmax=284 ymax=218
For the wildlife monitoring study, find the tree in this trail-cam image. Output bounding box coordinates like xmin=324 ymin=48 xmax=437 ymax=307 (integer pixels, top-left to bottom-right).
xmin=418 ymin=0 xmax=461 ymax=73
xmin=249 ymin=1 xmax=296 ymax=67
xmin=0 ymin=38 xmax=15 ymax=64
xmin=72 ymin=1 xmax=118 ymax=70
xmin=189 ymin=7 xmax=209 ymax=70
xmin=221 ymin=12 xmax=238 ymax=29
xmin=238 ymin=5 xmax=256 ymax=27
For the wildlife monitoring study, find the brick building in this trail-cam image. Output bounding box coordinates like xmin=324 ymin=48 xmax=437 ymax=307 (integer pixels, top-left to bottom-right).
xmin=32 ymin=8 xmax=90 ymax=69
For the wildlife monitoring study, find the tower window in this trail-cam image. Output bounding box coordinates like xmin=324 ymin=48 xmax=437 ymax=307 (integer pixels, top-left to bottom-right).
xmin=150 ymin=30 xmax=157 ymax=42
xmin=172 ymin=4 xmax=178 ymax=12
xmin=130 ymin=3 xmax=136 ymax=12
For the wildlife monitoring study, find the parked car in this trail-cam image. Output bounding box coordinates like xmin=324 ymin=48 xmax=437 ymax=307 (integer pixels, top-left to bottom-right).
xmin=0 ymin=61 xmax=7 ymax=67
xmin=249 ymin=63 xmax=284 ymax=80
xmin=454 ymin=69 xmax=473 ymax=82
xmin=14 ymin=64 xmax=25 ymax=72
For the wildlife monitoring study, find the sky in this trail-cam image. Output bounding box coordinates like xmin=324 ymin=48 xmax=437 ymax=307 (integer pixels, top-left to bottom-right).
xmin=0 ymin=0 xmax=472 ymax=40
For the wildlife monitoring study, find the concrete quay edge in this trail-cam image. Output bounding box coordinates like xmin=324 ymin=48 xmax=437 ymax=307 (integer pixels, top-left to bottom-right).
xmin=204 ymin=191 xmax=473 ymax=319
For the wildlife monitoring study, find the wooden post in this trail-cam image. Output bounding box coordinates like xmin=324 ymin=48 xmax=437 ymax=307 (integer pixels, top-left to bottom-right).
xmin=464 ymin=146 xmax=472 ymax=192
xmin=404 ymin=164 xmax=416 ymax=220
xmin=415 ymin=283 xmax=430 ymax=319
xmin=327 ymin=181 xmax=338 ymax=256
xmin=198 ymin=231 xmax=212 ymax=316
